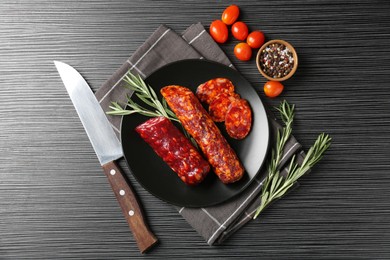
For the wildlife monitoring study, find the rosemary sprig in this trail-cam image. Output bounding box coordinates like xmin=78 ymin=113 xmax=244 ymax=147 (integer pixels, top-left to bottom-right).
xmin=107 ymin=70 xmax=198 ymax=147
xmin=106 ymin=72 xmax=179 ymax=122
xmin=253 ymin=101 xmax=331 ymax=219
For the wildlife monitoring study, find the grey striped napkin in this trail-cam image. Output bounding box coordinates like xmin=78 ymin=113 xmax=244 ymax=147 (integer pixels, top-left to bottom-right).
xmin=95 ymin=23 xmax=303 ymax=245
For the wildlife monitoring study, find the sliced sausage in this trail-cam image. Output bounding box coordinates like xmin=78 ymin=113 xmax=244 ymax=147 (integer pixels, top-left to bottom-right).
xmin=135 ymin=116 xmax=210 ymax=185
xmin=161 ymin=85 xmax=244 ymax=184
xmin=225 ymin=98 xmax=252 ymax=140
xmin=196 ymin=78 xmax=235 ymax=105
xmin=209 ymin=92 xmax=240 ymax=122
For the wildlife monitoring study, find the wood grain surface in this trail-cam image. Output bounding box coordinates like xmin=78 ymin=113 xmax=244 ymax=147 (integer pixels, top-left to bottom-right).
xmin=1 ymin=0 xmax=390 ymax=259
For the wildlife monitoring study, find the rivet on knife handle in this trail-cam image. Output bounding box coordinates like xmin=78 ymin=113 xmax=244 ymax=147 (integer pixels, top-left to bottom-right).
xmin=103 ymin=161 xmax=158 ymax=253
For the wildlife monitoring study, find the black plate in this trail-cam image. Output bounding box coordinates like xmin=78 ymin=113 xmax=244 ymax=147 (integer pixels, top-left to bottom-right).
xmin=121 ymin=59 xmax=269 ymax=207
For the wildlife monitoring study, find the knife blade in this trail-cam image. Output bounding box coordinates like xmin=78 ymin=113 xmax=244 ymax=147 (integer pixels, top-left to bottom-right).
xmin=54 ymin=61 xmax=158 ymax=253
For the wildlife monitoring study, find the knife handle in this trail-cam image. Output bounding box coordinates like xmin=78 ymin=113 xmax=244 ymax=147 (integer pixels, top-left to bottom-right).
xmin=102 ymin=161 xmax=158 ymax=253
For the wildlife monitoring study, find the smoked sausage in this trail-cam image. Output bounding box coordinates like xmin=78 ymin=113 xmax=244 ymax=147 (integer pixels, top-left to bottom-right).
xmin=161 ymin=85 xmax=244 ymax=184
xmin=196 ymin=78 xmax=235 ymax=105
xmin=225 ymin=98 xmax=252 ymax=140
xmin=208 ymin=92 xmax=240 ymax=122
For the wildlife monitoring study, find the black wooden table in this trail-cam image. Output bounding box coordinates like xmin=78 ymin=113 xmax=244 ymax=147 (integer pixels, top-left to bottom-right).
xmin=1 ymin=1 xmax=389 ymax=259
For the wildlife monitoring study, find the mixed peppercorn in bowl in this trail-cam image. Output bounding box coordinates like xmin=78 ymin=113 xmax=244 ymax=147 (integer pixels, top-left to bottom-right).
xmin=256 ymin=39 xmax=298 ymax=82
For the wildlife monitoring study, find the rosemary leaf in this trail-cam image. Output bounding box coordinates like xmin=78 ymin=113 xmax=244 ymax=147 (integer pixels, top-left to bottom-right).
xmin=149 ymin=83 xmax=160 ymax=101
xmin=106 ymin=109 xmax=134 ymax=116
xmin=165 ymin=107 xmax=179 ymax=118
xmin=270 ymin=171 xmax=280 ymax=194
xmin=135 ymin=93 xmax=155 ymax=108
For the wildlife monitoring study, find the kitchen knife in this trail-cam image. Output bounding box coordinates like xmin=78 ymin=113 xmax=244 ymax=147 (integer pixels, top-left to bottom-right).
xmin=54 ymin=61 xmax=158 ymax=253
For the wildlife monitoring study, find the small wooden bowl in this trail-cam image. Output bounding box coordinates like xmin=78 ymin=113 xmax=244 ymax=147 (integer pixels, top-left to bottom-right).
xmin=256 ymin=39 xmax=298 ymax=82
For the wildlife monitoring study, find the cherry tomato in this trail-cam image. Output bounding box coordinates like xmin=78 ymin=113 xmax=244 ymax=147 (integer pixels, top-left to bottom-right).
xmin=231 ymin=21 xmax=249 ymax=41
xmin=234 ymin=42 xmax=252 ymax=61
xmin=246 ymin=31 xmax=265 ymax=49
xmin=209 ymin=20 xmax=228 ymax=44
xmin=222 ymin=5 xmax=240 ymax=25
xmin=264 ymin=81 xmax=284 ymax=98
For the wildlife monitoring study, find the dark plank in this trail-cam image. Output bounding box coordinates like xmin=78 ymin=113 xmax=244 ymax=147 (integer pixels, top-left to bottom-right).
xmin=1 ymin=0 xmax=389 ymax=259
